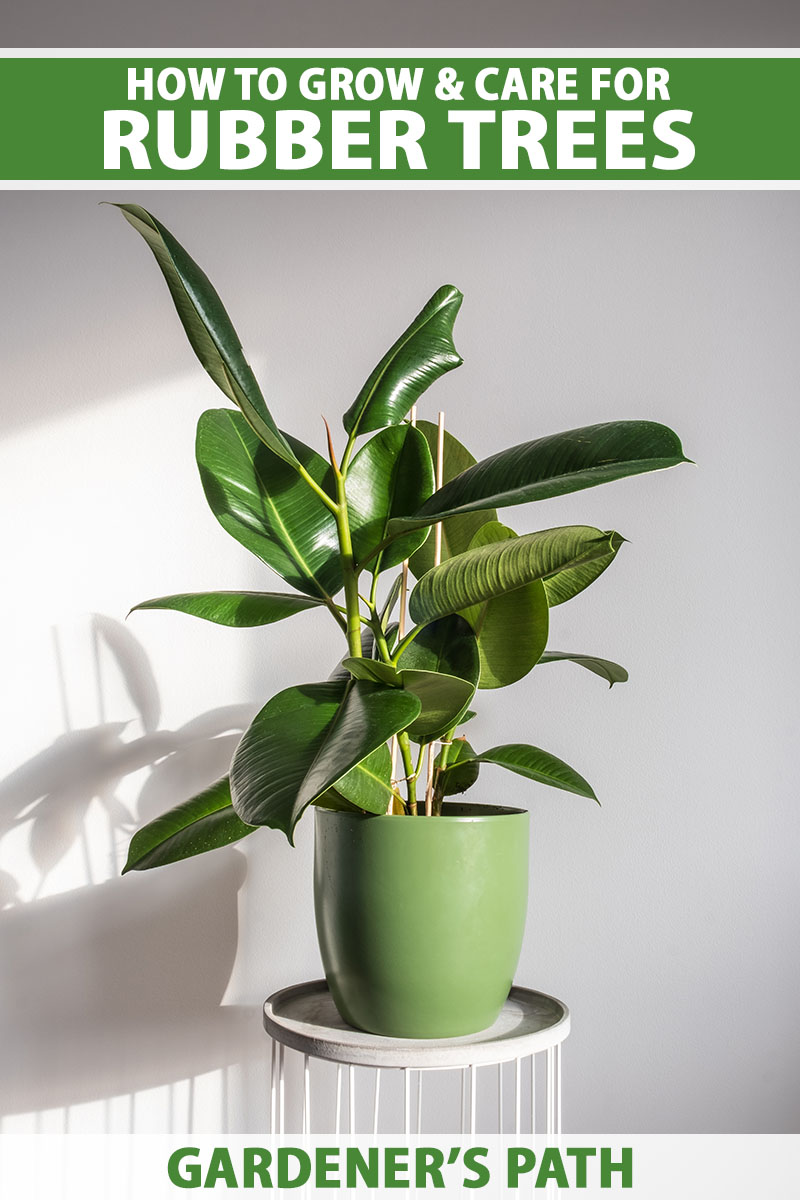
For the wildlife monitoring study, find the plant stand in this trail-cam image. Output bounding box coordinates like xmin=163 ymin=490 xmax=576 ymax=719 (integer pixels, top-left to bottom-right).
xmin=263 ymin=981 xmax=569 ymax=1135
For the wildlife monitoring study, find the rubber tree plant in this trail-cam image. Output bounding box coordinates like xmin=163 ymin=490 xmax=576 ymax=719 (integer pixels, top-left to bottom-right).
xmin=117 ymin=204 xmax=689 ymax=873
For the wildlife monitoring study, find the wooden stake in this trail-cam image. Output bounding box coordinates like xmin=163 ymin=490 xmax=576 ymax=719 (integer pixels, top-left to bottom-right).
xmin=425 ymin=411 xmax=446 ymax=817
xmin=389 ymin=405 xmax=417 ymax=808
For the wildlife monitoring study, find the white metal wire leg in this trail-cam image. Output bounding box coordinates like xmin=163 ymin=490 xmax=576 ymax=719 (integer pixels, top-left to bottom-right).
xmin=416 ymin=1071 xmax=423 ymax=1134
xmin=302 ymin=1054 xmax=310 ymax=1134
xmin=372 ymin=1068 xmax=381 ymax=1135
xmin=403 ymin=1069 xmax=410 ymax=1134
xmin=269 ymin=1039 xmax=277 ymax=1133
xmin=335 ymin=1065 xmax=342 ymax=1134
xmin=546 ymin=1047 xmax=557 ymax=1137
xmin=498 ymin=1062 xmax=503 ymax=1132
xmin=278 ymin=1043 xmax=285 ymax=1135
xmin=556 ymin=1043 xmax=562 ymax=1137
xmin=530 ymin=1053 xmax=536 ymax=1135
xmin=470 ymin=1065 xmax=477 ymax=1134
xmin=348 ymin=1065 xmax=355 ymax=1133
xmin=514 ymin=1057 xmax=521 ymax=1134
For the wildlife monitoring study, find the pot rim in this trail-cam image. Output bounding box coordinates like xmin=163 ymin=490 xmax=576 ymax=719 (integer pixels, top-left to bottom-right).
xmin=316 ymin=801 xmax=528 ymax=822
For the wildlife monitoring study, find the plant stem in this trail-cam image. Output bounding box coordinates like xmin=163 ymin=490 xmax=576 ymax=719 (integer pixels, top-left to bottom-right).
xmin=370 ymin=617 xmax=394 ymax=666
xmin=324 ymin=599 xmax=348 ymax=633
xmin=333 ymin=473 xmax=363 ymax=658
xmin=430 ymin=724 xmax=458 ymax=815
xmin=398 ymin=732 xmax=417 ymax=815
xmin=295 ymin=462 xmax=339 ymax=514
xmin=391 ymin=622 xmax=425 ymax=665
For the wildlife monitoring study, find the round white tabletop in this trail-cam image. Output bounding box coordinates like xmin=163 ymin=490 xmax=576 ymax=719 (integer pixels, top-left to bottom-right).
xmin=263 ymin=979 xmax=570 ymax=1070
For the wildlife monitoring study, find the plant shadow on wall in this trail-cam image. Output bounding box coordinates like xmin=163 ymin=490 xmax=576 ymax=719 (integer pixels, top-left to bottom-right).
xmin=0 ymin=613 xmax=263 ymax=1121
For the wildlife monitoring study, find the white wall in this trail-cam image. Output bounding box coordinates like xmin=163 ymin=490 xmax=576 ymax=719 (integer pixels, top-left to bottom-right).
xmin=0 ymin=191 xmax=797 ymax=1133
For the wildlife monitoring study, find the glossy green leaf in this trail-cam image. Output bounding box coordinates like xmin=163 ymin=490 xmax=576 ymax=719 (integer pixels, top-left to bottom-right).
xmin=122 ymin=777 xmax=255 ymax=872
xmin=230 ymin=680 xmax=420 ymax=841
xmin=470 ymin=744 xmax=598 ymax=802
xmin=409 ymin=526 xmax=624 ymax=626
xmin=538 ymin=651 xmax=629 ymax=687
xmin=393 ymin=420 xmax=689 ymax=530
xmin=436 ymin=738 xmax=480 ymax=796
xmin=231 ymin=682 xmax=345 ymax=837
xmin=115 ymin=204 xmax=296 ymax=465
xmin=342 ymin=657 xmax=400 ymax=686
xmin=342 ymin=285 xmax=463 ymax=437
xmin=380 ymin=575 xmax=403 ymax=624
xmin=333 ymin=744 xmax=395 ymax=812
xmin=396 ymin=615 xmax=480 ymax=741
xmin=347 ymin=425 xmax=434 ymax=570
xmin=542 ymin=542 xmax=622 ymax=606
xmin=292 ymin=683 xmax=418 ymax=826
xmin=196 ymin=409 xmax=342 ymax=601
xmin=409 ymin=421 xmax=497 ymax=578
xmin=314 ymin=789 xmax=364 ymax=814
xmin=400 ymin=670 xmax=476 ymax=743
xmin=460 ymin=522 xmax=549 ymax=689
xmin=396 ymin=614 xmax=479 ymax=680
xmin=130 ymin=590 xmax=324 ymax=627
xmin=328 ymin=627 xmax=379 ymax=682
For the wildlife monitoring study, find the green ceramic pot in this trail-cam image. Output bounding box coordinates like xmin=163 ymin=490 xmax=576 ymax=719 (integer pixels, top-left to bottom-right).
xmin=314 ymin=802 xmax=529 ymax=1038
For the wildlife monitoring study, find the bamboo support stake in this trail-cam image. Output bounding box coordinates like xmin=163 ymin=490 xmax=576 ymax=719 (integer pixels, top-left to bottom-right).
xmin=425 ymin=411 xmax=446 ymax=817
xmin=389 ymin=405 xmax=417 ymax=808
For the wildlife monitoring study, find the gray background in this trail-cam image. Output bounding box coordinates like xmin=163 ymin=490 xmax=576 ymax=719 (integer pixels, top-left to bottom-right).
xmin=1 ymin=190 xmax=798 ymax=1132
xmin=4 ymin=0 xmax=800 ymax=47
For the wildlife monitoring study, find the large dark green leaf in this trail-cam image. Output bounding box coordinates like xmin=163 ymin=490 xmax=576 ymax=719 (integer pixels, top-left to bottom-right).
xmin=396 ymin=615 xmax=480 ymax=741
xmin=392 ymin=421 xmax=689 ymax=529
xmin=230 ymin=680 xmax=420 ymax=842
xmin=538 ymin=651 xmax=629 ymax=687
xmin=543 ymin=543 xmax=622 ymax=606
xmin=400 ymin=671 xmax=476 ymax=743
xmin=460 ymin=522 xmax=549 ymax=689
xmin=380 ymin=575 xmax=404 ymax=624
xmin=292 ymin=684 xmax=419 ymax=825
xmin=130 ymin=590 xmax=324 ymax=627
xmin=409 ymin=526 xmax=624 ymax=625
xmin=409 ymin=421 xmax=497 ymax=578
xmin=396 ymin=614 xmax=480 ymax=680
xmin=464 ymin=744 xmax=597 ymax=801
xmin=342 ymin=286 xmax=463 ymax=437
xmin=116 ymin=204 xmax=296 ymax=465
xmin=333 ymin=744 xmax=395 ymax=812
xmin=196 ymin=409 xmax=342 ymax=601
xmin=342 ymin=657 xmax=400 ymax=686
xmin=122 ymin=777 xmax=255 ymax=872
xmin=347 ymin=425 xmax=434 ymax=570
xmin=435 ymin=738 xmax=480 ymax=796
xmin=314 ymin=789 xmax=364 ymax=814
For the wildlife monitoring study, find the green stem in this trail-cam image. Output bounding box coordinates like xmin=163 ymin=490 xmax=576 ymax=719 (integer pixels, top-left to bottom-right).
xmin=324 ymin=599 xmax=348 ymax=634
xmin=391 ymin=622 xmax=425 ymax=665
xmin=369 ymin=564 xmax=381 ymax=611
xmin=334 ymin=473 xmax=363 ymax=658
xmin=370 ymin=615 xmax=394 ymax=666
xmin=431 ymin=724 xmax=458 ymax=816
xmin=398 ymin=732 xmax=417 ymax=815
xmin=296 ymin=462 xmax=339 ymax=515
xmin=431 ymin=720 xmax=455 ymax=816
xmin=339 ymin=428 xmax=359 ymax=478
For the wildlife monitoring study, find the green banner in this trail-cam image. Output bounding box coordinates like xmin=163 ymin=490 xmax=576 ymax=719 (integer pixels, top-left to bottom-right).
xmin=1 ymin=55 xmax=797 ymax=181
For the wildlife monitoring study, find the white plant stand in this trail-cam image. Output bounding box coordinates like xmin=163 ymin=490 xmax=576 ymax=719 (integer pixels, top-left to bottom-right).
xmin=264 ymin=981 xmax=569 ymax=1136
